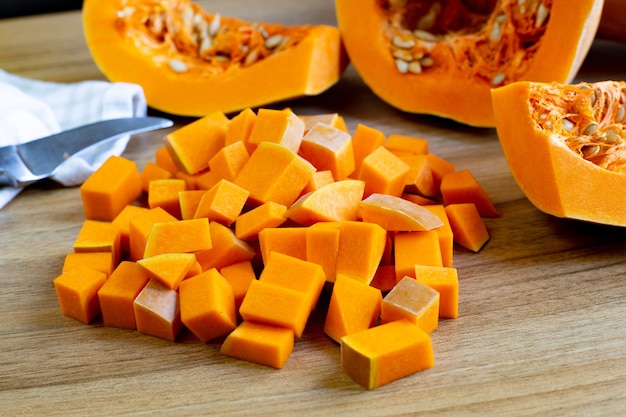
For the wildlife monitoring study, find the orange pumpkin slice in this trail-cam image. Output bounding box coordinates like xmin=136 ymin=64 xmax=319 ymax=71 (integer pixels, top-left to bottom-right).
xmin=83 ymin=0 xmax=348 ymax=116
xmin=358 ymin=193 xmax=443 ymax=232
xmin=492 ymin=80 xmax=626 ymax=226
xmin=335 ymin=0 xmax=603 ymax=127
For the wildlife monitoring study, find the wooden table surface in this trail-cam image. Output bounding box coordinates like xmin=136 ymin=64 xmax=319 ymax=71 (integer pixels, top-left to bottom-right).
xmin=2 ymin=2 xmax=626 ymax=416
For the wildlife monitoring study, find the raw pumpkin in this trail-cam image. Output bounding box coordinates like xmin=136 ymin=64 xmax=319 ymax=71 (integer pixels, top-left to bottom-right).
xmin=335 ymin=0 xmax=604 ymax=127
xmin=82 ymin=0 xmax=348 ymax=116
xmin=492 ymin=80 xmax=626 ymax=226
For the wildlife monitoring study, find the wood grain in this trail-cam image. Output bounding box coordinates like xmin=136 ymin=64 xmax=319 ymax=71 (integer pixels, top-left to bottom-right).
xmin=2 ymin=2 xmax=626 ymax=416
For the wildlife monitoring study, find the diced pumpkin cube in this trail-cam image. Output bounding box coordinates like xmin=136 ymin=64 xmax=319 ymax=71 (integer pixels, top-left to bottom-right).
xmin=394 ymin=152 xmax=436 ymax=197
xmin=299 ymin=122 xmax=355 ymax=180
xmin=225 ymin=107 xmax=256 ymax=151
xmin=324 ymin=274 xmax=382 ymax=343
xmin=73 ymin=219 xmax=121 ymax=265
xmin=444 ymin=203 xmax=490 ymax=252
xmin=335 ymin=221 xmax=387 ymax=285
xmin=424 ymin=205 xmax=454 ymax=267
xmin=370 ymin=264 xmax=397 ymax=293
xmin=219 ymin=260 xmax=257 ymax=311
xmin=305 ymin=222 xmax=341 ymax=282
xmin=234 ymin=141 xmax=315 ymax=207
xmin=195 ymin=221 xmax=256 ymax=271
xmin=62 ymin=252 xmax=115 ymax=277
xmin=221 ymin=321 xmax=294 ymax=369
xmin=341 ymin=319 xmax=434 ymax=390
xmin=247 ymin=108 xmax=305 ymax=154
xmin=302 ymin=170 xmax=335 ymax=194
xmin=234 ymin=201 xmax=288 ymax=241
xmin=414 ymin=265 xmax=459 ymax=319
xmin=394 ymin=230 xmax=443 ymax=280
xmin=194 ymin=179 xmax=249 ymax=226
xmin=351 ymin=123 xmax=386 ymax=177
xmin=358 ymin=146 xmax=410 ymax=198
xmin=148 ymin=178 xmax=186 ymax=219
xmin=179 ymin=268 xmax=237 ymax=343
xmin=97 ymin=261 xmax=150 ymax=329
xmin=143 ymin=218 xmax=212 ymax=258
xmin=239 ymin=280 xmax=310 ymax=338
xmin=259 ymin=252 xmax=326 ymax=312
xmin=155 ymin=146 xmax=180 ymax=175
xmin=137 ymin=252 xmax=197 ymax=290
xmin=53 ymin=266 xmax=106 ymax=324
xmin=128 ymin=207 xmax=178 ymax=261
xmin=164 ymin=111 xmax=229 ymax=175
xmin=286 ymin=179 xmax=365 ymax=226
xmin=140 ymin=161 xmax=173 ymax=193
xmin=112 ymin=204 xmax=149 ymax=255
xmin=381 ymin=277 xmax=440 ymax=334
xmin=179 ymin=190 xmax=207 ymax=220
xmin=133 ymin=278 xmax=182 ymax=342
xmin=208 ymin=141 xmax=250 ymax=182
xmin=426 ymin=153 xmax=455 ymax=191
xmin=440 ymin=169 xmax=499 ymax=218
xmin=258 ymin=226 xmax=307 ymax=264
xmin=80 ymin=155 xmax=142 ymax=221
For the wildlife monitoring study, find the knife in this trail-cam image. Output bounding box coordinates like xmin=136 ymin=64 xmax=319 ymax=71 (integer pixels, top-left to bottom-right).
xmin=0 ymin=116 xmax=173 ymax=188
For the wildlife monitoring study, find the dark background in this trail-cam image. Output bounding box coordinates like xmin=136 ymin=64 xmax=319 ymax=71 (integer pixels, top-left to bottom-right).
xmin=0 ymin=0 xmax=83 ymax=18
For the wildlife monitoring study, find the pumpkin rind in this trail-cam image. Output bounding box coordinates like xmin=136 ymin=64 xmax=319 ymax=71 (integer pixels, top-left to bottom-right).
xmin=492 ymin=80 xmax=626 ymax=226
xmin=83 ymin=0 xmax=348 ymax=116
xmin=335 ymin=0 xmax=604 ymax=127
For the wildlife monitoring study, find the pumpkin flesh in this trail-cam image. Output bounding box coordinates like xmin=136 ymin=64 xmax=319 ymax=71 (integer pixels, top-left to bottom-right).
xmin=83 ymin=0 xmax=348 ymax=116
xmin=492 ymin=80 xmax=626 ymax=226
xmin=335 ymin=0 xmax=604 ymax=127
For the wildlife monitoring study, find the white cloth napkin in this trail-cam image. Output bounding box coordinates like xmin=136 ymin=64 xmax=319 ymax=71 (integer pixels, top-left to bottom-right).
xmin=0 ymin=69 xmax=147 ymax=209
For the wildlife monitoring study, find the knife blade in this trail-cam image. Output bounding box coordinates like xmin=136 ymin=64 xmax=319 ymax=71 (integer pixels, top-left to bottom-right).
xmin=0 ymin=116 xmax=173 ymax=188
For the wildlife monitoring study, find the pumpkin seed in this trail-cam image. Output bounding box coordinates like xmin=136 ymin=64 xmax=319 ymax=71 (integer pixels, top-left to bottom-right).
xmin=393 ymin=49 xmax=413 ymax=61
xmin=408 ymin=61 xmax=423 ymax=74
xmin=581 ymin=144 xmax=600 ymax=158
xmin=535 ymin=3 xmax=550 ymax=28
xmin=561 ymin=118 xmax=574 ymax=131
xmin=209 ymin=13 xmax=221 ymax=37
xmin=413 ymin=29 xmax=438 ymax=42
xmin=616 ymin=105 xmax=625 ymax=122
xmin=604 ymin=133 xmax=622 ymax=145
xmin=492 ymin=73 xmax=506 ymax=86
xmin=419 ymin=56 xmax=434 ymax=67
xmin=490 ymin=21 xmax=502 ymax=42
xmin=265 ymin=34 xmax=284 ymax=49
xmin=168 ymin=59 xmax=188 ymax=73
xmin=395 ymin=59 xmax=409 ymax=73
xmin=117 ymin=7 xmax=135 ymax=18
xmin=244 ymin=47 xmax=259 ymax=66
xmin=392 ymin=35 xmax=415 ymax=49
xmin=582 ymin=122 xmax=598 ymax=136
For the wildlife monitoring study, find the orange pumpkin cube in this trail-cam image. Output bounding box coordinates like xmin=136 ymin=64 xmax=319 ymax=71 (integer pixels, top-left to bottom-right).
xmin=299 ymin=122 xmax=355 ymax=180
xmin=179 ymin=268 xmax=237 ymax=343
xmin=133 ymin=278 xmax=182 ymax=342
xmin=97 ymin=261 xmax=150 ymax=329
xmin=80 ymin=155 xmax=142 ymax=221
xmin=221 ymin=321 xmax=294 ymax=369
xmin=341 ymin=319 xmax=434 ymax=390
xmin=381 ymin=276 xmax=440 ymax=334
xmin=53 ymin=266 xmax=107 ymax=324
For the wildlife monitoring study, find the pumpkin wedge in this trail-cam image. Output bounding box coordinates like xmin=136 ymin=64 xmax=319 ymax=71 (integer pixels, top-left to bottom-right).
xmin=83 ymin=0 xmax=348 ymax=116
xmin=492 ymin=80 xmax=626 ymax=226
xmin=335 ymin=0 xmax=604 ymax=127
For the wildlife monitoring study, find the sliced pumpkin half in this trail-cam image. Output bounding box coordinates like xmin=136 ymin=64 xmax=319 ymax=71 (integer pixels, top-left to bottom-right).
xmin=335 ymin=0 xmax=604 ymax=127
xmin=492 ymin=80 xmax=626 ymax=226
xmin=83 ymin=0 xmax=348 ymax=116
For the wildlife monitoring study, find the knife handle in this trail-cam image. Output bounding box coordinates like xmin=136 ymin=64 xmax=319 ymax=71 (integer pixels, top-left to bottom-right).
xmin=0 ymin=146 xmax=44 ymax=188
